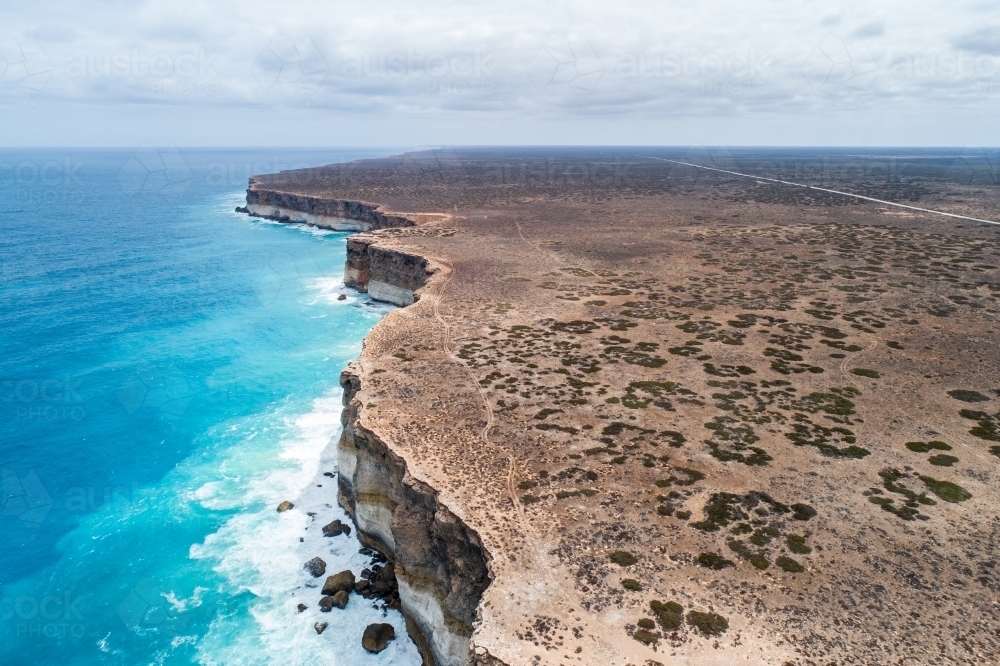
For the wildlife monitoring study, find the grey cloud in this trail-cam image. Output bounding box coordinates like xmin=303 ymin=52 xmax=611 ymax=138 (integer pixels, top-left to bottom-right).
xmin=0 ymin=0 xmax=998 ymax=146
xmin=951 ymin=26 xmax=1000 ymax=55
xmin=855 ymin=21 xmax=885 ymax=38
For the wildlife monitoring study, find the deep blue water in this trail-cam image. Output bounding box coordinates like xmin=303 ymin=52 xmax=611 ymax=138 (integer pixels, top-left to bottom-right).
xmin=0 ymin=148 xmax=421 ymax=665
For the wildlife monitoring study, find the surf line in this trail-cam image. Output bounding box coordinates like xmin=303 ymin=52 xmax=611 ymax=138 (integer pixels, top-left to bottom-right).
xmin=642 ymin=156 xmax=1000 ymax=227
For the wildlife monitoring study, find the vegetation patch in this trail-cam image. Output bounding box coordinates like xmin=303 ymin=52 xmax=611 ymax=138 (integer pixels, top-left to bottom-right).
xmin=704 ymin=363 xmax=756 ymax=377
xmin=622 ymin=578 xmax=642 ymax=591
xmin=621 ymin=301 xmax=688 ymax=320
xmin=786 ymin=534 xmax=812 ymax=554
xmin=661 ymin=430 xmax=686 ymax=447
xmin=948 ymin=389 xmax=990 ymax=402
xmin=776 ymin=556 xmax=805 ymax=573
xmin=805 ymin=388 xmax=859 ymax=416
xmin=697 ymin=552 xmax=735 ymax=570
xmin=609 ymin=550 xmax=638 ymax=566
xmin=594 ymin=317 xmax=638 ymax=331
xmin=919 ymin=476 xmax=971 ymax=503
xmin=959 ymin=409 xmax=1000 ymax=441
xmin=601 ymin=341 xmax=668 ymax=368
xmin=650 ymin=600 xmax=684 ymax=630
xmin=850 ymin=368 xmax=880 ymax=378
xmin=704 ymin=417 xmax=771 ymax=466
xmin=693 ymin=491 xmax=790 ymax=532
xmin=867 ymin=468 xmax=936 ymax=521
xmin=632 ymin=628 xmax=659 ymax=645
xmin=686 ymin=611 xmax=729 ymax=636
xmin=820 ymin=339 xmax=864 ymax=352
xmin=550 ymin=320 xmax=599 ymax=334
xmin=655 ymin=467 xmax=705 ymax=487
xmin=668 ymin=340 xmax=704 ymax=357
xmin=905 ymin=440 xmax=951 ymax=453
xmin=928 ymin=454 xmax=959 ymax=467
xmin=749 ymin=525 xmax=780 ymax=547
xmin=791 ymin=503 xmax=817 ymax=521
xmin=785 ymin=421 xmax=870 ymax=458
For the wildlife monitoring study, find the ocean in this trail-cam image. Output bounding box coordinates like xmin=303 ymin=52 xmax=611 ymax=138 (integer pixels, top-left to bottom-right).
xmin=0 ymin=148 xmax=422 ymax=665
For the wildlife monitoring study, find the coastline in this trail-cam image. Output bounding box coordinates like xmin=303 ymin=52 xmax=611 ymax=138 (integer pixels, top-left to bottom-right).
xmin=237 ymin=150 xmax=1000 ymax=666
xmin=238 ymin=183 xmax=496 ymax=666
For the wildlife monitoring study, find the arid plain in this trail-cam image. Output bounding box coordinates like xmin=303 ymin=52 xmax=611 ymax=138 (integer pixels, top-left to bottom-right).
xmin=251 ymin=149 xmax=1000 ymax=666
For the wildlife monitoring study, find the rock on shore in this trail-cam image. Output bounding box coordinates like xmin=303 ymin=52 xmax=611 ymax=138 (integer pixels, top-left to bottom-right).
xmin=303 ymin=557 xmax=326 ymax=577
xmin=321 ymin=570 xmax=355 ymax=596
xmin=362 ymin=623 xmax=395 ymax=653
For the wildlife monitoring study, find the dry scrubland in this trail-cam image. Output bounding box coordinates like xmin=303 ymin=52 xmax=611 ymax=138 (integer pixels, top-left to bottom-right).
xmin=260 ymin=150 xmax=1000 ymax=665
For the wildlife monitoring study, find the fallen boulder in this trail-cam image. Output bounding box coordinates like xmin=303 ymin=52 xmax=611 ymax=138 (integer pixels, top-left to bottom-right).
xmin=276 ymin=500 xmax=294 ymax=512
xmin=303 ymin=557 xmax=326 ymax=578
xmin=362 ymin=623 xmax=395 ymax=653
xmin=332 ymin=590 xmax=349 ymax=609
xmin=322 ymin=570 xmax=356 ymax=596
xmin=322 ymin=520 xmax=343 ymax=537
xmin=314 ymin=622 xmax=328 ymax=635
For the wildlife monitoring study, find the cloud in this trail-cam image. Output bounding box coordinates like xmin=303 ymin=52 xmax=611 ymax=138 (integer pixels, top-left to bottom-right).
xmin=951 ymin=26 xmax=1000 ymax=55
xmin=0 ymin=0 xmax=997 ymax=145
xmin=855 ymin=21 xmax=886 ymax=38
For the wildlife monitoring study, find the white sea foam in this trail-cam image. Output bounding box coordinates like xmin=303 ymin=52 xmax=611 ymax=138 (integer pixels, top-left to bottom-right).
xmin=191 ymin=390 xmax=421 ymax=666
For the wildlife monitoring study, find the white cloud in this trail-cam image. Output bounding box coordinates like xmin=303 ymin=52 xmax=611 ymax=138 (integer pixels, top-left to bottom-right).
xmin=0 ymin=0 xmax=997 ymax=145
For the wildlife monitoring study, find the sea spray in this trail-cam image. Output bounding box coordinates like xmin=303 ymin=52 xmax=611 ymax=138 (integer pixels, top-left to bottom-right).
xmin=191 ymin=391 xmax=421 ymax=666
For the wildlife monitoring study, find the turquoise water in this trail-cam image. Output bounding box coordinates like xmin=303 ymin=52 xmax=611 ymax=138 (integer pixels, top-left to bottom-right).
xmin=0 ymin=149 xmax=421 ymax=665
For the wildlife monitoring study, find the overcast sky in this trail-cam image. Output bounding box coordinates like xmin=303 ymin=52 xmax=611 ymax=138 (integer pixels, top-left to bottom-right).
xmin=1 ymin=0 xmax=999 ymax=146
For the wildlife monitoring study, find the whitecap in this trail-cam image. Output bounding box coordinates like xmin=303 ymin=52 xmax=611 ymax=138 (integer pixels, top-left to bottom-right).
xmin=191 ymin=389 xmax=422 ymax=666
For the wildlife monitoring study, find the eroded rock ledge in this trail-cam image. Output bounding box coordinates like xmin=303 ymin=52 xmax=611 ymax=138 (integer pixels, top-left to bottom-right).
xmin=237 ymin=177 xmax=415 ymax=231
xmin=339 ymin=365 xmax=492 ymax=666
xmin=344 ymin=236 xmax=429 ymax=307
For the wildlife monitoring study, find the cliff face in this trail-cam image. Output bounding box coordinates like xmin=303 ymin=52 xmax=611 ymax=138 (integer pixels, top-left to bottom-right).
xmin=239 ymin=182 xmax=494 ymax=665
xmin=338 ymin=366 xmax=492 ymax=666
xmin=239 ymin=179 xmax=415 ymax=231
xmin=344 ymin=236 xmax=430 ymax=306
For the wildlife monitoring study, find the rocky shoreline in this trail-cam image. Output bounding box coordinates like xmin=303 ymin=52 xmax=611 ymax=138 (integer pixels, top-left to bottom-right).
xmin=239 ymin=183 xmax=496 ymax=666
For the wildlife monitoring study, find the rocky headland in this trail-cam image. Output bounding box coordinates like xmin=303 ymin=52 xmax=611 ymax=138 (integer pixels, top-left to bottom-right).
xmin=242 ymin=149 xmax=1000 ymax=666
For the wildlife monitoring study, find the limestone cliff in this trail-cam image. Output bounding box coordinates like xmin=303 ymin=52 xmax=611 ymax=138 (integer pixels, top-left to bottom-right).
xmin=338 ymin=366 xmax=492 ymax=666
xmin=239 ymin=183 xmax=495 ymax=665
xmin=237 ymin=177 xmax=415 ymax=231
xmin=344 ymin=236 xmax=430 ymax=306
